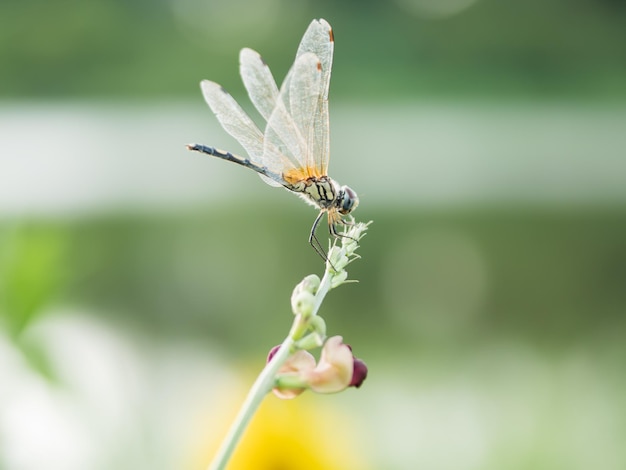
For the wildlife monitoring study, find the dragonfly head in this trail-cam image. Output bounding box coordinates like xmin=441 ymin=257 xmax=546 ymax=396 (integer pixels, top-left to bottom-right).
xmin=338 ymin=185 xmax=359 ymax=215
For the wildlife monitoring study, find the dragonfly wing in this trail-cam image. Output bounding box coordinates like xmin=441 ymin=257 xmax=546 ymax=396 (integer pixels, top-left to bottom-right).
xmin=263 ymin=102 xmax=302 ymax=174
xmin=289 ymin=52 xmax=322 ymax=175
xmin=240 ymin=48 xmax=279 ymax=123
xmin=240 ymin=47 xmax=313 ymax=187
xmin=296 ymin=19 xmax=334 ymax=175
xmin=310 ymin=98 xmax=330 ymax=176
xmin=200 ymin=80 xmax=291 ymax=188
xmin=297 ymin=19 xmax=334 ymax=101
xmin=200 ymin=80 xmax=264 ymax=161
xmin=263 ymin=55 xmax=317 ymax=178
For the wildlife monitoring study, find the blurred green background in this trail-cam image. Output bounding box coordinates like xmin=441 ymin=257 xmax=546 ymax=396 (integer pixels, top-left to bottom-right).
xmin=1 ymin=0 xmax=625 ymax=469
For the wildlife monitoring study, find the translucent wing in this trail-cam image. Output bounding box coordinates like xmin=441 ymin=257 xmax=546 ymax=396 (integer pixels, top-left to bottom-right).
xmin=264 ymin=52 xmax=322 ymax=178
xmin=200 ymin=80 xmax=296 ymax=187
xmin=239 ymin=49 xmax=291 ymax=186
xmin=198 ymin=19 xmax=334 ymax=187
xmin=289 ymin=53 xmax=322 ymax=174
xmin=295 ymin=19 xmax=334 ymax=175
xmin=240 ymin=48 xmax=279 ymax=123
xmin=297 ymin=19 xmax=334 ymax=101
xmin=200 ymin=80 xmax=264 ymax=161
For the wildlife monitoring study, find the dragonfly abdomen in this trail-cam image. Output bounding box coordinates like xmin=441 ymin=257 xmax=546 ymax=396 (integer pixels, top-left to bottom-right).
xmin=187 ymin=143 xmax=287 ymax=188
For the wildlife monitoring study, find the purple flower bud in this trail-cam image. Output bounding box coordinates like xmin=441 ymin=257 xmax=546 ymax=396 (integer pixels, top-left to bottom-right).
xmin=342 ymin=344 xmax=368 ymax=388
xmin=267 ymin=345 xmax=281 ymax=363
xmin=350 ymin=358 xmax=368 ymax=388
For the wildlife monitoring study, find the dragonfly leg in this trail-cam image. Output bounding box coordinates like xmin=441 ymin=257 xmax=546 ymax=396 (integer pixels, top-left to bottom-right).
xmin=310 ymin=211 xmax=343 ymax=272
xmin=309 ymin=210 xmax=329 ymax=261
xmin=329 ymin=217 xmax=358 ymax=243
xmin=339 ymin=215 xmax=356 ymax=227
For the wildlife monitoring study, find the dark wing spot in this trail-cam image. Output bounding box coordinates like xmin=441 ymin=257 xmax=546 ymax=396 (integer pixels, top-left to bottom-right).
xmin=316 ymin=61 xmax=322 ymax=71
xmin=328 ymin=27 xmax=334 ymax=43
xmin=259 ymin=54 xmax=268 ymax=67
xmin=219 ymin=86 xmax=229 ymax=94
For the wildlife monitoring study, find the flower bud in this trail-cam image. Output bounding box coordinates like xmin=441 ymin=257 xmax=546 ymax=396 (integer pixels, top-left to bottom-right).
xmin=290 ymin=290 xmax=315 ymax=317
xmin=271 ymin=350 xmax=316 ymax=399
xmin=328 ymin=249 xmax=350 ymax=272
xmin=330 ymin=270 xmax=348 ymax=288
xmin=269 ymin=337 xmax=368 ymax=399
xmin=293 ymin=274 xmax=320 ymax=297
xmin=308 ymin=315 xmax=326 ymax=336
xmin=350 ymin=357 xmax=368 ymax=388
xmin=295 ymin=332 xmax=325 ymax=351
xmin=300 ymin=274 xmax=321 ymax=294
xmin=343 ymin=344 xmax=368 ymax=388
xmin=302 ymin=336 xmax=354 ymax=394
xmin=267 ymin=344 xmax=281 ymax=363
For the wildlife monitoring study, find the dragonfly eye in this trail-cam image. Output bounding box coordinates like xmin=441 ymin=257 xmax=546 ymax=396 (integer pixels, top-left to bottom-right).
xmin=339 ymin=185 xmax=359 ymax=215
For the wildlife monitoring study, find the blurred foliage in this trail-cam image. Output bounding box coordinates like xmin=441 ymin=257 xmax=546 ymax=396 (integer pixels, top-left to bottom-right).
xmin=2 ymin=206 xmax=623 ymax=358
xmin=0 ymin=224 xmax=68 ymax=337
xmin=0 ymin=223 xmax=69 ymax=378
xmin=0 ymin=0 xmax=625 ymax=99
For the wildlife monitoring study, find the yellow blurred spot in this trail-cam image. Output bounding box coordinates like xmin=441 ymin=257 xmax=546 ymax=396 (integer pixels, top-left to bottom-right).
xmin=190 ymin=373 xmax=369 ymax=470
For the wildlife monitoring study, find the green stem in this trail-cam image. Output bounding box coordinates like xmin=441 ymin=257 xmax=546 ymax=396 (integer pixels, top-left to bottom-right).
xmin=313 ymin=266 xmax=333 ymax=316
xmin=207 ymin=335 xmax=294 ymax=470
xmin=207 ymin=267 xmax=334 ymax=470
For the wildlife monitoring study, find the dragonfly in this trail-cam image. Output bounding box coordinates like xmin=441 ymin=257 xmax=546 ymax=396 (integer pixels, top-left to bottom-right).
xmin=187 ymin=18 xmax=358 ymax=261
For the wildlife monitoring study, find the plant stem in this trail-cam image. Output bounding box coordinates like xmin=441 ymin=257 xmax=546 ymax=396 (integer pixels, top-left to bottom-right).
xmin=208 ymin=335 xmax=294 ymax=470
xmin=206 ymin=221 xmax=373 ymax=470
xmin=207 ymin=268 xmax=334 ymax=470
xmin=313 ymin=266 xmax=333 ymax=316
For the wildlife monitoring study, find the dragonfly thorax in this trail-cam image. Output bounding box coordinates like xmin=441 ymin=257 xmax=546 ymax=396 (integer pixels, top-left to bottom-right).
xmin=294 ymin=176 xmax=338 ymax=209
xmin=294 ymin=176 xmax=358 ymax=216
